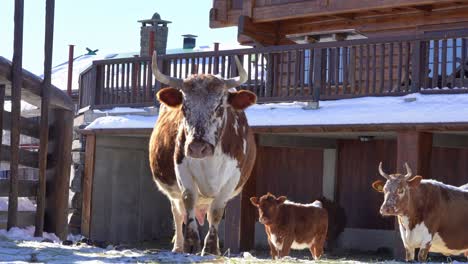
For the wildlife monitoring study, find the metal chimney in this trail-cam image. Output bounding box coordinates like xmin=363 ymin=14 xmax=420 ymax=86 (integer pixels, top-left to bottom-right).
xmin=182 ymin=34 xmax=197 ymax=49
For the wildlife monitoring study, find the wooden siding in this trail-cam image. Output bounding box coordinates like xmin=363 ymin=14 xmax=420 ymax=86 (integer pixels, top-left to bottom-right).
xmin=430 ymin=147 xmax=468 ymax=186
xmin=255 ymin=146 xmax=323 ymax=202
xmin=336 ymin=139 xmax=396 ymax=230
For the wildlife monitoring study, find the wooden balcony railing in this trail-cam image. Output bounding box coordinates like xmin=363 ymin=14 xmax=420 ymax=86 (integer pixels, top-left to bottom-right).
xmin=79 ymin=29 xmax=468 ymax=109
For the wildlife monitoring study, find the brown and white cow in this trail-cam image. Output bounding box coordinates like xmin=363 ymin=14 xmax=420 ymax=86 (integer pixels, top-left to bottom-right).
xmin=149 ymin=52 xmax=257 ymax=255
xmin=250 ymin=193 xmax=328 ymax=260
xmin=372 ymin=162 xmax=468 ymax=261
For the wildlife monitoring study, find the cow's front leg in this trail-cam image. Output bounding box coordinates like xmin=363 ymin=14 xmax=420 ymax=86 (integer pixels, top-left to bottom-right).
xmin=170 ymin=199 xmax=184 ymax=253
xmin=405 ymin=247 xmax=415 ymax=262
xmin=201 ymin=205 xmax=223 ymax=256
xmin=182 ymin=189 xmax=201 ymax=253
xmin=418 ymin=243 xmax=431 ymax=262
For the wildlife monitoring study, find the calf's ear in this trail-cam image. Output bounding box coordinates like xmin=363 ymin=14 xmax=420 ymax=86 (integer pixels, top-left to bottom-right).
xmin=157 ymin=87 xmax=183 ymax=107
xmin=372 ymin=180 xmax=385 ymax=193
xmin=407 ymin=176 xmax=422 ymax=188
xmin=276 ymin=196 xmax=287 ymax=204
xmin=250 ymin=197 xmax=259 ymax=207
xmin=228 ymin=90 xmax=257 ymax=110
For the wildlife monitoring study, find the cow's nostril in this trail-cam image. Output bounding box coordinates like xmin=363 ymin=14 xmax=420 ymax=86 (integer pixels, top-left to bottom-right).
xmin=188 ymin=141 xmax=213 ymax=158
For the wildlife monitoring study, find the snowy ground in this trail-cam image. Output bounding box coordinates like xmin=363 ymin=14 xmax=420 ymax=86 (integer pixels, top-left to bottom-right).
xmin=85 ymin=92 xmax=468 ymax=130
xmin=0 ymin=227 xmax=465 ymax=263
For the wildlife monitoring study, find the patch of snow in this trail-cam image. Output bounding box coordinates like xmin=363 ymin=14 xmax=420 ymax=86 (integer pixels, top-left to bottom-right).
xmin=85 ymin=115 xmax=157 ymax=129
xmin=85 ymin=92 xmax=468 ymax=129
xmin=0 ymin=226 xmax=59 ymax=242
xmin=93 ymin=107 xmax=148 ymax=114
xmin=0 ymin=197 xmax=36 ymax=211
xmin=3 ymin=100 xmax=37 ymax=112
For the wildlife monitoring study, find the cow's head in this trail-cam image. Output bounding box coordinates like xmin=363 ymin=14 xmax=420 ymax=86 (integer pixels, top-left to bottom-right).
xmin=152 ymin=52 xmax=256 ymax=159
xmin=372 ymin=162 xmax=422 ymax=216
xmin=250 ymin=193 xmax=287 ymax=225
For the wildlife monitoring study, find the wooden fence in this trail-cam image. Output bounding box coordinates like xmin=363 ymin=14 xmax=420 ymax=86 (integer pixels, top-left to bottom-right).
xmin=0 ymin=0 xmax=74 ymax=239
xmin=79 ymin=29 xmax=468 ymax=109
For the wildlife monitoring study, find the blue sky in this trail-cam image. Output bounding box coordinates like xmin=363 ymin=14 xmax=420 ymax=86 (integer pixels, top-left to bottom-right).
xmin=0 ymin=0 xmax=238 ymax=75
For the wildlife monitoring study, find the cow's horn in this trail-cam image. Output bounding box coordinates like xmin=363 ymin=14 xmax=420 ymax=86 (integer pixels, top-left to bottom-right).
xmin=151 ymin=51 xmax=183 ymax=88
xmin=404 ymin=162 xmax=413 ymax=179
xmin=224 ymin=56 xmax=248 ymax=89
xmin=378 ymin=162 xmax=391 ymax=180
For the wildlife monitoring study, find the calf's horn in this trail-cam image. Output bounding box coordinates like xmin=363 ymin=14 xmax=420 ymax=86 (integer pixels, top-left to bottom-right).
xmin=378 ymin=162 xmax=391 ymax=180
xmin=151 ymin=51 xmax=184 ymax=88
xmin=224 ymin=56 xmax=248 ymax=89
xmin=404 ymin=162 xmax=413 ymax=179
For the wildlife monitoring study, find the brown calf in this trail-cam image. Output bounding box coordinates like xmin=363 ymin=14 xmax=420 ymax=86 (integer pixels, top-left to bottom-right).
xmin=250 ymin=193 xmax=328 ymax=260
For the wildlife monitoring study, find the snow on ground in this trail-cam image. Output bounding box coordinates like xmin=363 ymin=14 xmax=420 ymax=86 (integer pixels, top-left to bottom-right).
xmin=0 ymin=227 xmax=465 ymax=263
xmin=85 ymin=92 xmax=468 ymax=130
xmin=0 ymin=226 xmax=215 ymax=263
xmin=0 ymin=197 xmax=36 ymax=211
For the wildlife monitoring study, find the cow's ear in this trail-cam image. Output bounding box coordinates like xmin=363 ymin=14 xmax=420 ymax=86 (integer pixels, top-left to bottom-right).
xmin=228 ymin=90 xmax=257 ymax=110
xmin=157 ymin=87 xmax=183 ymax=107
xmin=372 ymin=180 xmax=385 ymax=193
xmin=250 ymin=197 xmax=259 ymax=207
xmin=407 ymin=176 xmax=422 ymax=188
xmin=276 ymin=196 xmax=287 ymax=204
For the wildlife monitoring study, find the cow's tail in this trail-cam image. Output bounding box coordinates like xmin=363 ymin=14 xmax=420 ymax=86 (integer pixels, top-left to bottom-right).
xmin=318 ymin=196 xmax=346 ymax=251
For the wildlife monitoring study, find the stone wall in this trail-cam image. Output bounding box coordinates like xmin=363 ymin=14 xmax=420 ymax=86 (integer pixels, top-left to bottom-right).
xmin=140 ymin=25 xmax=168 ymax=56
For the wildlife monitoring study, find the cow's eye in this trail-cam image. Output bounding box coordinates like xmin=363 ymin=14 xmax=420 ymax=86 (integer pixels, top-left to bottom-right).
xmin=397 ymin=188 xmax=404 ymax=194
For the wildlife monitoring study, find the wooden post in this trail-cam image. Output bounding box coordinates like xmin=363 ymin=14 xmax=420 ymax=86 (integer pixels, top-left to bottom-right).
xmin=313 ymin=48 xmax=325 ymax=101
xmin=44 ymin=109 xmax=73 ymax=240
xmin=67 ymin=44 xmax=74 ymax=96
xmin=411 ymin=41 xmax=423 ymax=92
xmin=214 ymin=42 xmax=220 ymax=75
xmin=35 ymin=0 xmax=54 ymax=237
xmin=394 ymin=131 xmax=432 ymax=259
xmin=81 ymin=134 xmax=96 ymax=237
xmin=8 ymin=0 xmax=25 ymax=230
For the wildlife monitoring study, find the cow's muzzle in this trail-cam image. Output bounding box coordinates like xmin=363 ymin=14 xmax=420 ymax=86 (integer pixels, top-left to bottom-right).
xmin=380 ymin=205 xmax=398 ymax=216
xmin=187 ymin=140 xmax=214 ymax=159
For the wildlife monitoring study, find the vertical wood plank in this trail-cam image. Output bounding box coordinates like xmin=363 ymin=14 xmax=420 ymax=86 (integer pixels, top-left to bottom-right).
xmin=404 ymin=42 xmax=411 ymax=91
xmin=45 ymin=109 xmax=73 ymax=240
xmin=389 ymin=43 xmax=394 ymax=93
xmin=125 ymin=63 xmax=130 ymax=103
xmin=327 ymin=48 xmax=333 ymax=95
xmin=372 ymin=44 xmax=377 ymax=93
xmin=462 ymin=39 xmax=466 ymax=87
xmin=8 ymin=0 xmax=25 ymax=230
xmin=313 ymin=48 xmax=325 ymax=101
xmin=432 ymin=40 xmax=439 ymax=88
xmin=286 ymin=51 xmax=291 ymax=96
xmin=441 ymin=39 xmax=447 ymax=88
xmin=81 ymin=134 xmax=96 ymax=237
xmin=411 ymin=41 xmax=422 ymax=92
xmin=379 ymin=43 xmax=385 ymax=93
xmin=239 ymin=169 xmax=257 ymax=252
xmin=35 ymin=0 xmax=54 ymax=237
xmin=254 ymin=53 xmax=259 ymax=95
xmin=300 ymin=49 xmax=305 ymax=96
xmin=365 ymin=45 xmax=370 ymax=94
xmin=350 ymin=46 xmax=356 ymax=94
xmin=247 ymin=53 xmax=252 ymax=91
xmin=424 ymin=41 xmax=430 ymax=88
xmin=308 ymin=49 xmax=314 ymax=95
xmin=397 ymin=42 xmax=403 ymax=92
xmin=342 ymin=47 xmax=348 ymax=95
xmin=294 ymin=50 xmax=300 ymax=96
xmin=452 ymin=39 xmax=457 ymax=88
xmin=358 ymin=45 xmax=363 ymax=94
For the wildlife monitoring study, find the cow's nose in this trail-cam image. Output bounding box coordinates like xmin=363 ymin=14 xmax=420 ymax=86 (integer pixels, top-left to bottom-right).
xmin=380 ymin=206 xmax=395 ymax=216
xmin=187 ymin=140 xmax=214 ymax=159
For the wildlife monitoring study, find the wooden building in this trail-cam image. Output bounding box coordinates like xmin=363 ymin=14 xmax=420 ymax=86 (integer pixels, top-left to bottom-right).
xmin=77 ymin=0 xmax=468 ymax=259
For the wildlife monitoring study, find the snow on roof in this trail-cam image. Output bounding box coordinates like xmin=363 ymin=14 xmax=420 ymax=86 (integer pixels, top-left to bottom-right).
xmin=85 ymin=92 xmax=468 ymax=130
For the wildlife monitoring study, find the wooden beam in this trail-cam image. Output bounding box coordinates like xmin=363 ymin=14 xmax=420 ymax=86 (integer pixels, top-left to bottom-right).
xmin=2 ymin=111 xmax=40 ymax=139
xmin=410 ymin=5 xmax=433 ymax=12
xmin=44 ymin=109 xmax=73 ymax=240
xmin=81 ymin=134 xmax=96 ymax=238
xmin=433 ymin=134 xmax=468 ymax=148
xmin=8 ymin=0 xmax=25 ymax=230
xmin=257 ymin=134 xmax=337 ymax=149
xmin=0 ymin=179 xmax=37 ymax=197
xmin=1 ymin=145 xmax=39 ymax=168
xmin=0 ymin=57 xmax=74 ymax=111
xmin=35 ymin=0 xmax=54 ymax=238
xmin=238 ymin=15 xmax=279 ymax=46
xmin=394 ymin=131 xmax=432 ymax=259
xmin=252 ymin=0 xmax=457 ymax=23
xmin=278 ymin=6 xmax=468 ymax=37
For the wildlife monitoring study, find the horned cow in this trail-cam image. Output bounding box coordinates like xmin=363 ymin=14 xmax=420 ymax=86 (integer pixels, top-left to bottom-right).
xmin=372 ymin=162 xmax=468 ymax=261
xmin=149 ymin=52 xmax=257 ymax=255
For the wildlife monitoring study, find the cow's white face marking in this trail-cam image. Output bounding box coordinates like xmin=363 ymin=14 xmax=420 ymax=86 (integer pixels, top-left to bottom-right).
xmin=180 ymin=76 xmax=227 ymax=148
xmin=270 ymin=234 xmax=283 ymax=250
xmin=398 ymin=216 xmax=432 ymax=249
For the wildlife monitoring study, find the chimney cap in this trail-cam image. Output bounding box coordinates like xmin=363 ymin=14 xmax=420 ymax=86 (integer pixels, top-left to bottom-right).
xmin=182 ymin=34 xmax=198 ymax=38
xmin=138 ymin=12 xmax=172 ymax=25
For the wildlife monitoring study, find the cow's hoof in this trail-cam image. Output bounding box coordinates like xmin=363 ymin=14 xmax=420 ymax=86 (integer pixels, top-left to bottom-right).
xmin=183 ymin=228 xmax=201 ymax=254
xmin=172 ymin=246 xmax=184 ymax=253
xmin=201 ymin=241 xmax=220 ymax=256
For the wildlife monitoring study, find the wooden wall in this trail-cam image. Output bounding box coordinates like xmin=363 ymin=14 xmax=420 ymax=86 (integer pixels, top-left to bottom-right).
xmin=255 ymin=146 xmax=323 ymax=203
xmin=430 ymin=147 xmax=468 ymax=186
xmin=336 ymin=139 xmax=396 ymax=230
